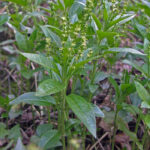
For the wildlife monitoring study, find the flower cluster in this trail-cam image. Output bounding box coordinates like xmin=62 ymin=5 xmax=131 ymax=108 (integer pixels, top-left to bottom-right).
xmin=56 ymin=0 xmax=95 ymax=66
xmin=45 ymin=38 xmax=51 ymax=55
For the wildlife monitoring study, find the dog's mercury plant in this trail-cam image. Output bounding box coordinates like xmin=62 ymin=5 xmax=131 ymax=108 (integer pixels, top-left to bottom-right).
xmin=10 ymin=0 xmax=104 ymax=149
xmin=8 ymin=0 xmax=145 ymax=149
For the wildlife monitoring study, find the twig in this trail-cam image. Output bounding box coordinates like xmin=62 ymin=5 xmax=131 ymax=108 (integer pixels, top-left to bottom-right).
xmin=31 ymin=62 xmax=38 ymax=90
xmin=98 ymin=142 xmax=105 ymax=150
xmin=2 ymin=68 xmax=15 ymax=83
xmin=8 ymin=76 xmax=11 ymax=94
xmin=86 ymin=145 xmax=91 ymax=150
xmin=0 ymin=6 xmax=7 ymax=14
xmin=89 ymin=132 xmax=109 ymax=150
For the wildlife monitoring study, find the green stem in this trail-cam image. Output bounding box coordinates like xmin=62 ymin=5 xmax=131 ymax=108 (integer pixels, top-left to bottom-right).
xmin=88 ymin=60 xmax=97 ymax=102
xmin=147 ymin=46 xmax=150 ymax=81
xmin=80 ymin=61 xmax=98 ymax=149
xmin=47 ymin=106 xmax=51 ymax=124
xmin=142 ymin=126 xmax=148 ymax=149
xmin=132 ymin=115 xmax=141 ymax=150
xmin=112 ymin=109 xmax=118 ymax=150
xmin=82 ymin=126 xmax=86 ymax=150
xmin=61 ymin=88 xmax=66 ymax=150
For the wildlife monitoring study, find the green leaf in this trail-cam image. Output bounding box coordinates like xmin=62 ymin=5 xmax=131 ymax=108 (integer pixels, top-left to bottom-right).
xmin=141 ymin=101 xmax=150 ymax=108
xmin=91 ymin=13 xmax=102 ymax=30
xmin=0 ymin=123 xmax=8 ymax=139
xmin=108 ymin=48 xmax=146 ymax=55
xmin=94 ymin=71 xmax=109 ymax=83
xmin=93 ymin=104 xmax=104 ymax=118
xmin=15 ymin=31 xmax=28 ymax=51
xmin=66 ymin=94 xmax=96 ymax=138
xmin=135 ymin=81 xmax=150 ymax=104
xmin=123 ymin=60 xmax=147 ymax=77
xmin=9 ymin=125 xmax=21 ymax=141
xmin=118 ymin=14 xmax=135 ymax=25
xmin=64 ymin=0 xmax=74 ymax=8
xmin=108 ymin=77 xmax=120 ymax=99
xmin=36 ymin=124 xmax=53 ymax=137
xmin=89 ymin=84 xmax=98 ymax=93
xmin=15 ymin=138 xmax=26 ymax=150
xmin=97 ymin=31 xmax=117 ymax=44
xmin=137 ymin=23 xmax=147 ymax=37
xmin=40 ymin=26 xmax=61 ymax=47
xmin=103 ymin=1 xmax=110 ymax=22
xmin=0 ymin=14 xmax=9 ymax=26
xmin=108 ymin=14 xmax=135 ymax=29
xmin=36 ymin=79 xmax=65 ymax=97
xmin=144 ymin=114 xmax=150 ymax=128
xmin=122 ymin=103 xmax=140 ymax=116
xmin=69 ymin=1 xmax=85 ymax=18
xmin=10 ymin=92 xmax=56 ymax=106
xmin=138 ymin=2 xmax=150 ymax=17
xmin=21 ymin=68 xmax=41 ymax=79
xmin=120 ymin=83 xmax=136 ymax=97
xmin=21 ymin=53 xmax=53 ymax=69
xmin=39 ymin=130 xmax=61 ymax=149
xmin=4 ymin=0 xmax=27 ymax=6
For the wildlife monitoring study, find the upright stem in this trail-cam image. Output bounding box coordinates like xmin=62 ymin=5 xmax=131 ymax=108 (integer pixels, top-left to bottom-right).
xmin=148 ymin=46 xmax=150 ymax=78
xmin=112 ymin=109 xmax=118 ymax=150
xmin=81 ymin=61 xmax=98 ymax=150
xmin=61 ymin=88 xmax=67 ymax=150
xmin=142 ymin=126 xmax=148 ymax=149
xmin=88 ymin=61 xmax=97 ymax=102
xmin=47 ymin=106 xmax=51 ymax=124
xmin=132 ymin=115 xmax=141 ymax=150
xmin=82 ymin=126 xmax=86 ymax=150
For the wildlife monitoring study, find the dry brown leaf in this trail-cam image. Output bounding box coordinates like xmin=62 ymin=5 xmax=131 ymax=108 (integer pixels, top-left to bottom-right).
xmin=0 ymin=6 xmax=7 ymax=14
xmin=115 ymin=133 xmax=131 ymax=150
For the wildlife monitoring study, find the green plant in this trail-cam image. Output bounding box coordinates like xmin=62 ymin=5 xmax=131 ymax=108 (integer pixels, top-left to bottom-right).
xmin=8 ymin=0 xmax=105 ymax=149
xmin=1 ymin=0 xmax=150 ymax=149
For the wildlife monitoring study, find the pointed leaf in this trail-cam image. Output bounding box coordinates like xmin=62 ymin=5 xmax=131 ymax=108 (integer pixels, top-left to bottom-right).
xmin=91 ymin=13 xmax=102 ymax=30
xmin=109 ymin=77 xmax=120 ymax=99
xmin=15 ymin=31 xmax=28 ymax=51
xmin=39 ymin=130 xmax=61 ymax=149
xmin=66 ymin=94 xmax=96 ymax=138
xmin=15 ymin=138 xmax=26 ymax=150
xmin=10 ymin=92 xmax=56 ymax=106
xmin=5 ymin=0 xmax=27 ymax=6
xmin=69 ymin=1 xmax=85 ymax=18
xmin=108 ymin=14 xmax=135 ymax=29
xmin=64 ymin=0 xmax=74 ymax=7
xmin=36 ymin=79 xmax=65 ymax=96
xmin=21 ymin=53 xmax=53 ymax=69
xmin=40 ymin=26 xmax=61 ymax=47
xmin=9 ymin=125 xmax=21 ymax=141
xmin=144 ymin=114 xmax=150 ymax=129
xmin=97 ymin=31 xmax=117 ymax=44
xmin=89 ymin=84 xmax=98 ymax=93
xmin=123 ymin=60 xmax=147 ymax=75
xmin=108 ymin=48 xmax=146 ymax=55
xmin=36 ymin=124 xmax=53 ymax=137
xmin=141 ymin=101 xmax=150 ymax=109
xmin=135 ymin=81 xmax=150 ymax=104
xmin=0 ymin=14 xmax=9 ymax=26
xmin=93 ymin=104 xmax=104 ymax=118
